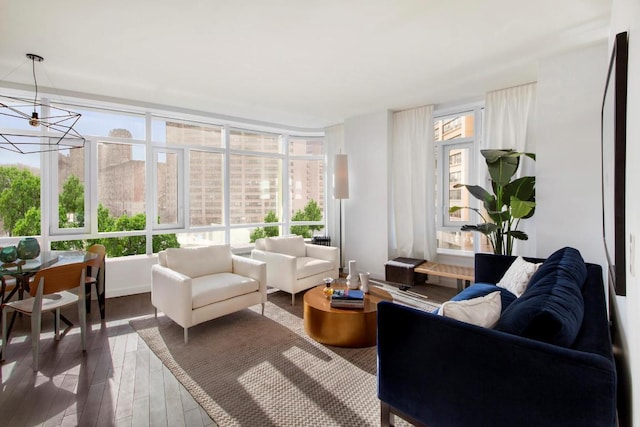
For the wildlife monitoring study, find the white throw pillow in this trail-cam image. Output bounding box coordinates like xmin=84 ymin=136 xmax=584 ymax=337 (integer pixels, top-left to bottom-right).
xmin=166 ymin=245 xmax=232 ymax=278
xmin=264 ymin=235 xmax=306 ymax=258
xmin=438 ymin=291 xmax=502 ymax=328
xmin=497 ymin=256 xmax=541 ymax=298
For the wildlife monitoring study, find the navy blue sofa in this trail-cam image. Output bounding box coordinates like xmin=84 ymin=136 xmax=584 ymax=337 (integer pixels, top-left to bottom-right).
xmin=377 ymin=247 xmax=617 ymax=427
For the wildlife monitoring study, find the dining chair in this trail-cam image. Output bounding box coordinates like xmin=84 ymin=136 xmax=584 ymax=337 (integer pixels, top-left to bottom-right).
xmin=0 ymin=262 xmax=87 ymax=371
xmin=84 ymin=244 xmax=106 ymax=318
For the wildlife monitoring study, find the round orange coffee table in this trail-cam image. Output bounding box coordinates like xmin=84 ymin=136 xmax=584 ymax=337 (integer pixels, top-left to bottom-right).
xmin=303 ymin=283 xmax=392 ymax=348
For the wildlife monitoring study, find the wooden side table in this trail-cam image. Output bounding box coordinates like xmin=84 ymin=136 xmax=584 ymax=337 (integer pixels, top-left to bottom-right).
xmin=414 ymin=261 xmax=474 ymax=292
xmin=303 ymin=283 xmax=392 ymax=348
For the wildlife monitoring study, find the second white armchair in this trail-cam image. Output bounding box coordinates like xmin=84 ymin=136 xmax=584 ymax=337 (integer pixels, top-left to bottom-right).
xmin=251 ymin=235 xmax=339 ymax=305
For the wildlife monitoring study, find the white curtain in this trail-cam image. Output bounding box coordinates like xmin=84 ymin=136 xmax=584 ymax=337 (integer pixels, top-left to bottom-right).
xmin=390 ymin=105 xmax=437 ymax=261
xmin=483 ymin=83 xmax=537 ymax=255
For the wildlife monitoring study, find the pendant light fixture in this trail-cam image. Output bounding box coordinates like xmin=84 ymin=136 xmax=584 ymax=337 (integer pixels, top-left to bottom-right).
xmin=0 ymin=53 xmax=86 ymax=154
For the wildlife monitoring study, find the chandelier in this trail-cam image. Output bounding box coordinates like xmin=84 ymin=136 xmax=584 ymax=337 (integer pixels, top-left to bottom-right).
xmin=0 ymin=53 xmax=86 ymax=154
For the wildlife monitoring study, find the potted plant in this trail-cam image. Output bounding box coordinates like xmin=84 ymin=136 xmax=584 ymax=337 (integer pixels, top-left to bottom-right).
xmin=448 ymin=149 xmax=535 ymax=256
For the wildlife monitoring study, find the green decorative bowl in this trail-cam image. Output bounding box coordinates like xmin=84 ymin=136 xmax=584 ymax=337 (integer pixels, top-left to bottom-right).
xmin=17 ymin=237 xmax=40 ymax=260
xmin=0 ymin=246 xmax=18 ymax=263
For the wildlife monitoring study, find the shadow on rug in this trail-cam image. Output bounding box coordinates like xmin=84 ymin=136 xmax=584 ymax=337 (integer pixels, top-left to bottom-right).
xmin=131 ymin=291 xmax=389 ymax=426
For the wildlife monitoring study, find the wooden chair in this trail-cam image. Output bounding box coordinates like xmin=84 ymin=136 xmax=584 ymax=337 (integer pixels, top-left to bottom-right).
xmin=0 ymin=262 xmax=87 ymax=371
xmin=84 ymin=244 xmax=106 ymax=319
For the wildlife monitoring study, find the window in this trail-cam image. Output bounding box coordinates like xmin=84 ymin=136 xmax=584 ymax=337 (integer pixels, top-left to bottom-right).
xmin=54 ymin=147 xmax=88 ymax=234
xmin=97 ymin=141 xmax=147 ymax=229
xmin=189 ymin=150 xmax=224 ymax=227
xmin=0 ymin=152 xmax=41 ymax=238
xmin=434 ymin=107 xmax=482 ymax=253
xmin=229 ymin=154 xmax=282 ymax=226
xmin=0 ymin=91 xmax=326 ymax=257
xmin=154 ymin=149 xmax=182 ymax=228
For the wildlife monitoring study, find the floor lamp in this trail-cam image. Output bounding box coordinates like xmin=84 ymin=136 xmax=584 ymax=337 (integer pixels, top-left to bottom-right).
xmin=334 ymin=154 xmax=349 ymax=273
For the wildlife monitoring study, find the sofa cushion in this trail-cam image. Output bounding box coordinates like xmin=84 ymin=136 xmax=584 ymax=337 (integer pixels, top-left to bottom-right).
xmin=296 ymin=257 xmax=333 ymax=279
xmin=166 ymin=245 xmax=232 ymax=278
xmin=439 ymin=291 xmax=502 ymax=328
xmin=495 ymin=247 xmax=586 ymax=347
xmin=449 ymin=283 xmax=517 ymax=313
xmin=265 ymin=235 xmax=307 ymax=258
xmin=527 ymin=246 xmax=587 ymax=291
xmin=191 ymin=273 xmax=259 ymax=309
xmin=497 ymin=256 xmax=541 ymax=297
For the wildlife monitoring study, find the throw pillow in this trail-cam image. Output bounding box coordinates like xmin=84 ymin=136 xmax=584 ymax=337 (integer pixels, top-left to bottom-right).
xmin=497 ymin=256 xmax=541 ymax=297
xmin=265 ymin=235 xmax=307 ymax=258
xmin=438 ymin=291 xmax=502 ymax=328
xmin=449 ymin=283 xmax=517 ymax=313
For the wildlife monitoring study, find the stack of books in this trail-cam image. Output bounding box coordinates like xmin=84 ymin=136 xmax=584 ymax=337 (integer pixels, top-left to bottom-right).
xmin=330 ymin=289 xmax=365 ymax=309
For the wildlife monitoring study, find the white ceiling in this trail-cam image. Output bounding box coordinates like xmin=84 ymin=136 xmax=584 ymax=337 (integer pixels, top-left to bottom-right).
xmin=0 ymin=0 xmax=610 ymax=130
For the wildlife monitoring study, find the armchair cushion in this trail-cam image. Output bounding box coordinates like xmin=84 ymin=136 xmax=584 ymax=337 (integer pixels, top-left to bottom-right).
xmin=296 ymin=257 xmax=334 ymax=279
xmin=166 ymin=245 xmax=232 ymax=278
xmin=191 ymin=273 xmax=259 ymax=309
xmin=265 ymin=235 xmax=306 ymax=258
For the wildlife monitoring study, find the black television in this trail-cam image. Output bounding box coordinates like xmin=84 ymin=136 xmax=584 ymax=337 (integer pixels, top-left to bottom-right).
xmin=601 ymin=31 xmax=628 ymax=297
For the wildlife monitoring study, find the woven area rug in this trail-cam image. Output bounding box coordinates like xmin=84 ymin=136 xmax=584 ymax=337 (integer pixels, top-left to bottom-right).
xmin=130 ymin=285 xmax=439 ymax=426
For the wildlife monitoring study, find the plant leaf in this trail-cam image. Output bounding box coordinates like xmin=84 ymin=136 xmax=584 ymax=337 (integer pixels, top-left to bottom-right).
xmin=504 ymin=176 xmax=535 ymax=202
xmin=510 ymin=197 xmax=536 ymax=218
xmin=461 ymin=223 xmax=498 ymax=235
xmin=507 ymin=230 xmax=529 ymax=240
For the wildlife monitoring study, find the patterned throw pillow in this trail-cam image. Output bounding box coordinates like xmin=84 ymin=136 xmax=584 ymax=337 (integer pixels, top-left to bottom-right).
xmin=497 ymin=256 xmax=541 ymax=298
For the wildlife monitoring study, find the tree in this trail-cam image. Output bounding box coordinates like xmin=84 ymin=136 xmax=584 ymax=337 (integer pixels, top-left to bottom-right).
xmin=12 ymin=206 xmax=40 ymax=237
xmin=290 ymin=199 xmax=323 ymax=238
xmin=59 ymin=175 xmax=85 ymax=228
xmin=250 ymin=211 xmax=280 ymax=242
xmin=0 ymin=167 xmax=40 ymax=236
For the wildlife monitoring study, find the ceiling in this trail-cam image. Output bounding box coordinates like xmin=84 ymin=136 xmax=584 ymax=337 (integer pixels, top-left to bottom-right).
xmin=0 ymin=0 xmax=610 ymax=130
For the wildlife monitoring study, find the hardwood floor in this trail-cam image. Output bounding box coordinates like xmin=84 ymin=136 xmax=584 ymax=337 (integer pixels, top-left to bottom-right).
xmin=0 ymin=283 xmax=456 ymax=427
xmin=0 ymin=294 xmax=216 ymax=427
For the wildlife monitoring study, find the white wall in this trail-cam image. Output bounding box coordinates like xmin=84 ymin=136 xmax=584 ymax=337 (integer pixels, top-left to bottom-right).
xmin=343 ymin=111 xmax=392 ymax=279
xmin=610 ymin=0 xmax=640 ymax=424
xmin=104 ymin=255 xmax=157 ymax=298
xmin=535 ymin=42 xmax=608 ymax=267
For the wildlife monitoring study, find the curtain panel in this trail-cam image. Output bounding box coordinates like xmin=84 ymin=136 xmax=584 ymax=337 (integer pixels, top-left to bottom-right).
xmin=390 ymin=105 xmax=436 ymax=261
xmin=483 ymin=83 xmax=537 ymax=255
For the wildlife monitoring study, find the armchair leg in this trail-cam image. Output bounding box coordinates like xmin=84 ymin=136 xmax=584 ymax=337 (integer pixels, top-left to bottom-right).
xmin=154 ymin=307 xmax=157 ymax=318
xmin=291 ymin=293 xmax=295 ymax=306
xmin=261 ymin=303 xmax=265 ymax=316
xmin=184 ymin=328 xmax=188 ymax=344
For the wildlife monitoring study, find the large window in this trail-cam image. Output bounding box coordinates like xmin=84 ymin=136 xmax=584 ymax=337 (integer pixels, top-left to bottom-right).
xmin=434 ymin=107 xmax=483 ymax=253
xmin=0 ymin=91 xmax=326 ymax=257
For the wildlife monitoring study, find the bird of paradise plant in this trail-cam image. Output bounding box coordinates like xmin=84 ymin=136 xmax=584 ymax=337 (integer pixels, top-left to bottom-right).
xmin=448 ymin=149 xmax=535 ymax=256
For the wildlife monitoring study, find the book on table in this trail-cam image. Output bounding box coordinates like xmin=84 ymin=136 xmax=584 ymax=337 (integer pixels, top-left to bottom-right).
xmin=331 ymin=289 xmax=364 ymax=300
xmin=331 ymin=289 xmax=364 ymax=308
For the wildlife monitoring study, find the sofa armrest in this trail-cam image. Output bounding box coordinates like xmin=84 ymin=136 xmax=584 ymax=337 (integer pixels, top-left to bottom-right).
xmin=251 ymin=249 xmax=297 ymax=292
xmin=232 ymin=255 xmax=267 ymax=302
xmin=377 ymin=302 xmax=616 ymax=427
xmin=305 ymin=244 xmax=339 ymax=266
xmin=151 ymin=264 xmax=193 ymax=328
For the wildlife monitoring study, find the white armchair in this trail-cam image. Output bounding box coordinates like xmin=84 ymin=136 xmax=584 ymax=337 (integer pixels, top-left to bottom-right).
xmin=251 ymin=235 xmax=339 ymax=305
xmin=151 ymin=244 xmax=266 ymax=343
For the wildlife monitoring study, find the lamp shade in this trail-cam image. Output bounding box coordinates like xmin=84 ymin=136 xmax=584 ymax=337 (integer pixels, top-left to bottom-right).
xmin=333 ymin=154 xmax=349 ymax=199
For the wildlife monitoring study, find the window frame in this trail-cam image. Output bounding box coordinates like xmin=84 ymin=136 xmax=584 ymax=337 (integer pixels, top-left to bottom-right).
xmin=434 ymin=105 xmax=483 ymax=255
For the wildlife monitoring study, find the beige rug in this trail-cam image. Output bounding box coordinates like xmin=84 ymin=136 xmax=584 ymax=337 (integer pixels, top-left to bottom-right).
xmin=130 ymin=286 xmax=438 ymax=426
